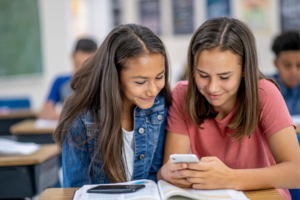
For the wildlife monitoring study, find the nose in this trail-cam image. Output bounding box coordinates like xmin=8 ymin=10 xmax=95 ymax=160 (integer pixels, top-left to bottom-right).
xmin=146 ymin=81 xmax=159 ymax=97
xmin=291 ymin=65 xmax=299 ymax=75
xmin=207 ymin=78 xmax=219 ymax=94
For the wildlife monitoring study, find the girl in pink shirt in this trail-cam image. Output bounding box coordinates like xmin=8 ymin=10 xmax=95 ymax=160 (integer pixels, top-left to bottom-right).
xmin=157 ymin=17 xmax=299 ymax=200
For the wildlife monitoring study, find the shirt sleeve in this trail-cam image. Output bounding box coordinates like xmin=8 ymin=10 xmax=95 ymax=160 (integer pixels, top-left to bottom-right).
xmin=259 ymin=80 xmax=296 ymax=139
xmin=165 ymin=82 xmax=189 ymax=135
xmin=47 ymin=77 xmax=62 ymax=104
xmin=62 ymin=114 xmax=91 ymax=187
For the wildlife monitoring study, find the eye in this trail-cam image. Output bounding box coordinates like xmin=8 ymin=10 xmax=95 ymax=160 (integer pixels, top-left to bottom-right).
xmin=136 ymin=81 xmax=146 ymax=85
xmin=156 ymin=75 xmax=164 ymax=80
xmin=220 ymin=76 xmax=229 ymax=80
xmin=283 ymin=64 xmax=291 ymax=69
xmin=200 ymin=74 xmax=209 ymax=78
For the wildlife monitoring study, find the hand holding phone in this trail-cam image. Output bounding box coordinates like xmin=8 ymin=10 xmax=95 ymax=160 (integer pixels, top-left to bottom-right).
xmin=87 ymin=184 xmax=145 ymax=193
xmin=170 ymin=154 xmax=200 ymax=163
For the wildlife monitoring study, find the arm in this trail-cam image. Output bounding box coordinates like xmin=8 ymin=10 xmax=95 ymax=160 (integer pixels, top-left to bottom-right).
xmin=39 ymin=101 xmax=60 ymax=120
xmin=39 ymin=77 xmax=62 ymax=120
xmin=184 ymin=126 xmax=300 ymax=190
xmin=62 ymin=115 xmax=91 ymax=187
xmin=232 ymin=126 xmax=300 ymax=190
xmin=156 ymin=131 xmax=192 ymax=187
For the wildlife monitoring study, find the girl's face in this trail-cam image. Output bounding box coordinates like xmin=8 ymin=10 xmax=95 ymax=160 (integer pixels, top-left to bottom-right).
xmin=120 ymin=53 xmax=165 ymax=110
xmin=195 ymin=48 xmax=243 ymax=113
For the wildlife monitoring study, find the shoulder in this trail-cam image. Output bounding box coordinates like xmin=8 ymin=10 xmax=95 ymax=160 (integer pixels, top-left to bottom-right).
xmin=258 ymin=79 xmax=287 ymax=114
xmin=258 ymin=79 xmax=281 ymax=100
xmin=172 ymin=81 xmax=188 ymax=103
xmin=68 ymin=110 xmax=94 ymax=129
xmin=53 ymin=75 xmax=72 ymax=85
xmin=173 ymin=80 xmax=188 ymax=92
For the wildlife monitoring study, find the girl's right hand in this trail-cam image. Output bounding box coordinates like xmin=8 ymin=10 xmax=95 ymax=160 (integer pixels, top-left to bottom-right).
xmin=160 ymin=159 xmax=192 ymax=188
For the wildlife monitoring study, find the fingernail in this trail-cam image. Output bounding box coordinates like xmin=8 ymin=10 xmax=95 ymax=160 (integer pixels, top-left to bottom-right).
xmin=183 ymin=163 xmax=187 ymax=168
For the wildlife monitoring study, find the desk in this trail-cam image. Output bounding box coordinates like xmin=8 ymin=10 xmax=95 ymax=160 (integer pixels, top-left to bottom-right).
xmin=0 ymin=144 xmax=59 ymax=199
xmin=0 ymin=109 xmax=36 ymax=136
xmin=10 ymin=119 xmax=56 ymax=144
xmin=39 ymin=188 xmax=284 ymax=200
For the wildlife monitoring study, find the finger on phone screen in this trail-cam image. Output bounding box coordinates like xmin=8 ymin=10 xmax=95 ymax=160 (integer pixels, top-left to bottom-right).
xmin=170 ymin=162 xmax=187 ymax=172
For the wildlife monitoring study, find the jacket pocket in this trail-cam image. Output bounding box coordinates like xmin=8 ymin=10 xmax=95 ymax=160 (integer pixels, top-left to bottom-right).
xmin=145 ymin=110 xmax=164 ymax=145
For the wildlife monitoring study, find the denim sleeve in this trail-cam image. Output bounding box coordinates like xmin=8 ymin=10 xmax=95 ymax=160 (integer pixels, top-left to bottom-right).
xmin=147 ymin=106 xmax=168 ymax=182
xmin=62 ymin=114 xmax=91 ymax=187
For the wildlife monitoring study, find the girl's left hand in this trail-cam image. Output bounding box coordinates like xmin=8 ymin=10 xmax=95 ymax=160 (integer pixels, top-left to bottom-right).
xmin=182 ymin=157 xmax=236 ymax=189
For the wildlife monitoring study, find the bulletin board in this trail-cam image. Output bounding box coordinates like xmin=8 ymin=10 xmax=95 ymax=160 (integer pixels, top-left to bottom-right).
xmin=0 ymin=0 xmax=43 ymax=78
xmin=139 ymin=0 xmax=161 ymax=35
xmin=172 ymin=0 xmax=194 ymax=34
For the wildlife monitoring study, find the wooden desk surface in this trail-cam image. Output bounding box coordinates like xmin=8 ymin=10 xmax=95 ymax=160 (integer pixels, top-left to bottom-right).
xmin=0 ymin=144 xmax=59 ymax=166
xmin=0 ymin=109 xmax=36 ymax=120
xmin=39 ymin=188 xmax=284 ymax=200
xmin=10 ymin=119 xmax=55 ymax=134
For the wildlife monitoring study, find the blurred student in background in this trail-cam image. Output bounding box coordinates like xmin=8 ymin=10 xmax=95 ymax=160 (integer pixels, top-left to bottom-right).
xmin=39 ymin=38 xmax=97 ymax=120
xmin=272 ymin=31 xmax=300 ymax=115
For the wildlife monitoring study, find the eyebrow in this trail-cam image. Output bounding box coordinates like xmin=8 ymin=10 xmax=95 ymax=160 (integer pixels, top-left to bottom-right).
xmin=197 ymin=69 xmax=232 ymax=75
xmin=131 ymin=69 xmax=165 ymax=79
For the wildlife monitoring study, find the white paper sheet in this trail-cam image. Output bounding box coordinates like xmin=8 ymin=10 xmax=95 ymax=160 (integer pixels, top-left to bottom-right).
xmin=0 ymin=138 xmax=41 ymax=155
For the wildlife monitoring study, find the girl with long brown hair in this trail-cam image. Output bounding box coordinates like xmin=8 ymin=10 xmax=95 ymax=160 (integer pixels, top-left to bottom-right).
xmin=54 ymin=24 xmax=172 ymax=187
xmin=157 ymin=17 xmax=299 ymax=200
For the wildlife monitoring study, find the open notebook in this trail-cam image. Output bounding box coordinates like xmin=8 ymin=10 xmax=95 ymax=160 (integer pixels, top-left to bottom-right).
xmin=73 ymin=179 xmax=248 ymax=200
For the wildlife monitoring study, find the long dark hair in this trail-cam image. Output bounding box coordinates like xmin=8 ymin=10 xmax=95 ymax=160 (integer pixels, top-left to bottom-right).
xmin=54 ymin=24 xmax=172 ymax=182
xmin=185 ymin=17 xmax=278 ymax=139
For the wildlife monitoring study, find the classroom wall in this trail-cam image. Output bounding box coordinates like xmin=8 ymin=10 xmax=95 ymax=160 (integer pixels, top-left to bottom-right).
xmin=120 ymin=0 xmax=280 ymax=86
xmin=0 ymin=0 xmax=281 ymax=112
xmin=0 ymin=0 xmax=73 ymax=112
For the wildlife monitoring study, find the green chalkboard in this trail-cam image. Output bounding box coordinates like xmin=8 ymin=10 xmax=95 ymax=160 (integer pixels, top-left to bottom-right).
xmin=0 ymin=0 xmax=43 ymax=78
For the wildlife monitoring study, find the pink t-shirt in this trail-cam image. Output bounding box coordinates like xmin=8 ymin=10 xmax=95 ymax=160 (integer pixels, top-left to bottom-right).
xmin=166 ymin=80 xmax=296 ymax=200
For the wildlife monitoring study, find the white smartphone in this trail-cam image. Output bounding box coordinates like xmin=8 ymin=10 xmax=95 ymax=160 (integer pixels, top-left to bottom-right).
xmin=170 ymin=154 xmax=200 ymax=163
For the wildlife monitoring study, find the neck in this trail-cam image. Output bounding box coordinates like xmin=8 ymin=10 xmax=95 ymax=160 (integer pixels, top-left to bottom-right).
xmin=213 ymin=94 xmax=238 ymax=121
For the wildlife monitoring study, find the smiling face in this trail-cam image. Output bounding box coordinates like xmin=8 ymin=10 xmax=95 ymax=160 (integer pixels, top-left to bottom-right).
xmin=120 ymin=53 xmax=165 ymax=110
xmin=195 ymin=48 xmax=243 ymax=114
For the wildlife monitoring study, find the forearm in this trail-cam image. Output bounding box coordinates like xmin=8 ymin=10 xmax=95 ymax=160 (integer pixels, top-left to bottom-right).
xmin=233 ymin=161 xmax=300 ymax=190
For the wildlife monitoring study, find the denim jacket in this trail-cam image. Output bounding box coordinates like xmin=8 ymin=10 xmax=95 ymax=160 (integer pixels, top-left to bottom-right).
xmin=62 ymin=94 xmax=168 ymax=187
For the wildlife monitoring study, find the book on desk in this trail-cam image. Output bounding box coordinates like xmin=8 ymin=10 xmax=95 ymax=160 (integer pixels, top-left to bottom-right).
xmin=72 ymin=179 xmax=248 ymax=200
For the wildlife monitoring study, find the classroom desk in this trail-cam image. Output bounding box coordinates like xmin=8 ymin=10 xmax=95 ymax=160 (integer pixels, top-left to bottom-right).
xmin=39 ymin=188 xmax=284 ymax=200
xmin=10 ymin=119 xmax=56 ymax=144
xmin=0 ymin=109 xmax=36 ymax=136
xmin=0 ymin=144 xmax=59 ymax=199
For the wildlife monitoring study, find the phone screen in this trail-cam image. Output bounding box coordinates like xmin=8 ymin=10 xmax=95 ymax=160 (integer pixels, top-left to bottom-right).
xmin=87 ymin=184 xmax=145 ymax=193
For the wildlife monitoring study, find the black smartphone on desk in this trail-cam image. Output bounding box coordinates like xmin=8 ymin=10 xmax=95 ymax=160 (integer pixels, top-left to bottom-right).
xmin=87 ymin=184 xmax=145 ymax=193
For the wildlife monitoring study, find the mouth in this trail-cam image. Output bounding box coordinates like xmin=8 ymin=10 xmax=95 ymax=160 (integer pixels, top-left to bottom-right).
xmin=207 ymin=93 xmax=223 ymax=99
xmin=140 ymin=97 xmax=155 ymax=102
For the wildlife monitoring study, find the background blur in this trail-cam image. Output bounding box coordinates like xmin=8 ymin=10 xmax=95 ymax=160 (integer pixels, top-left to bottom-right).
xmin=0 ymin=0 xmax=299 ymax=112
